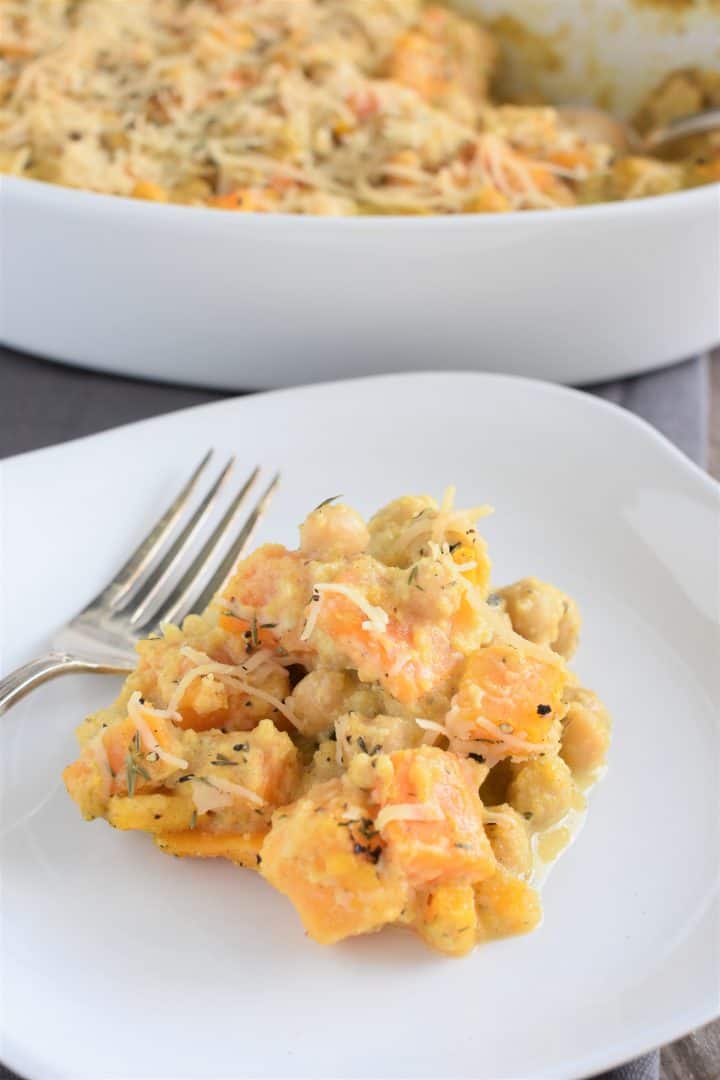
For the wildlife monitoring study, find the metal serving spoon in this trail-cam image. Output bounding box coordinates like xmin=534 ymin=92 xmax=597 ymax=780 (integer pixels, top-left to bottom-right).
xmin=555 ymin=104 xmax=720 ymax=154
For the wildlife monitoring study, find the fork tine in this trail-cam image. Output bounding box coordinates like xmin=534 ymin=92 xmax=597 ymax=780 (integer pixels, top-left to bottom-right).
xmin=85 ymin=449 xmax=213 ymax=612
xmin=122 ymin=456 xmax=236 ymax=626
xmin=187 ymin=472 xmax=280 ymax=618
xmin=132 ymin=467 xmax=267 ymax=635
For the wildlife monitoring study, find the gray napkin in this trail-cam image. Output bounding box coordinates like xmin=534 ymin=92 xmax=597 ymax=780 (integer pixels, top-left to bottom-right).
xmin=0 ymin=348 xmax=709 ymax=1080
xmin=593 ymin=1059 xmax=660 ymax=1080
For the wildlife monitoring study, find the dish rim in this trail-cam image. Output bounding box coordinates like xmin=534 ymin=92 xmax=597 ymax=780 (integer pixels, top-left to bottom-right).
xmin=5 ymin=172 xmax=719 ymax=231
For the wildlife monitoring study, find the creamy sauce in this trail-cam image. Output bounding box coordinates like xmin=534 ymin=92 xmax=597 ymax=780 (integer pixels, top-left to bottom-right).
xmin=529 ymin=792 xmax=589 ymax=890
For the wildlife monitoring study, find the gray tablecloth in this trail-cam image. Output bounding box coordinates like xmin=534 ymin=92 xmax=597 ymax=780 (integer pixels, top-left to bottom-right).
xmin=0 ymin=347 xmax=709 ymax=1080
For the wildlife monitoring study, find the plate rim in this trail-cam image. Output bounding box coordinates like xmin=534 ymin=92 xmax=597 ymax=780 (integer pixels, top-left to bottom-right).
xmin=5 ymin=172 xmax=719 ymax=230
xmin=2 ymin=370 xmax=718 ymax=502
xmin=2 ymin=996 xmax=720 ymax=1080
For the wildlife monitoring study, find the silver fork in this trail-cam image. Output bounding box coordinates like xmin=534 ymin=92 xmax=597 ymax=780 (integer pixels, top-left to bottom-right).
xmin=0 ymin=452 xmax=279 ymax=717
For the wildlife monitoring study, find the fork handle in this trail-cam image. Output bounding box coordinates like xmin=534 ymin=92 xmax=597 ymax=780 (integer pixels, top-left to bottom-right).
xmin=0 ymin=653 xmax=129 ymax=717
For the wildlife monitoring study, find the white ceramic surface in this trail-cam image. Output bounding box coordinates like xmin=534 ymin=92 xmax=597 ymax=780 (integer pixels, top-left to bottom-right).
xmin=463 ymin=0 xmax=720 ymax=118
xmin=2 ymin=0 xmax=720 ymax=388
xmin=3 ymin=178 xmax=719 ymax=389
xmin=1 ymin=373 xmax=718 ymax=1080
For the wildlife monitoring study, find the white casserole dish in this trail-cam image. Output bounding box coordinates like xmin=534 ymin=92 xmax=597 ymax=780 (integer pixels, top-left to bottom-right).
xmin=1 ymin=0 xmax=719 ymax=388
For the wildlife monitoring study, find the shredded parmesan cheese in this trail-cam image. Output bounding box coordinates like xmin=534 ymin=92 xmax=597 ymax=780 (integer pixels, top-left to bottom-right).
xmin=467 ymin=713 xmax=554 ymax=756
xmin=439 ymin=486 xmax=456 ymax=515
xmin=182 ymin=644 xmax=275 ymax=677
xmin=479 ymin=605 xmax=567 ymax=669
xmin=127 ymin=692 xmax=188 ymax=770
xmin=168 ymin=647 xmax=298 ymax=727
xmin=398 ymin=495 xmax=493 ymax=555
xmin=449 ymin=729 xmax=553 ymax=768
xmin=414 ymin=716 xmax=447 ymax=746
xmin=300 ymin=592 xmax=323 ymax=643
xmin=190 ymin=779 xmax=233 ymax=815
xmin=210 ymin=776 xmax=265 ymax=807
xmin=300 ymin=582 xmax=389 ymax=641
xmin=88 ymin=730 xmax=113 ymax=799
xmin=190 ymin=775 xmax=264 ymax=813
xmin=388 ymin=652 xmax=412 ymax=678
xmin=483 ymin=808 xmax=524 ymax=830
xmin=415 ymin=718 xmax=447 ymax=734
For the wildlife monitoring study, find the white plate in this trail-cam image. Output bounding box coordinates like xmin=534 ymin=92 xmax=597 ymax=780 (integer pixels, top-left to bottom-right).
xmin=1 ymin=372 xmax=718 ymax=1080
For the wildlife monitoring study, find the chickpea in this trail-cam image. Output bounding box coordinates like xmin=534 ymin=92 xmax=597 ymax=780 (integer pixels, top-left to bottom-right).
xmin=288 ymin=670 xmax=351 ymax=737
xmin=404 ymin=557 xmax=462 ymax=621
xmin=336 ymin=711 xmax=421 ymax=766
xmin=367 ymin=495 xmax=437 ymax=566
xmin=499 ymin=577 xmax=581 ymax=659
xmin=553 ymin=597 xmax=581 ymax=660
xmin=416 ymin=884 xmax=477 ymax=957
xmin=474 ymin=867 xmax=541 ymax=942
xmin=484 ymin=804 xmax=533 ymax=877
xmin=299 ymin=503 xmax=369 ymax=560
xmin=560 ymin=687 xmax=611 ymax=780
xmin=304 ymin=739 xmax=342 ymax=788
xmin=345 ymin=684 xmax=384 ymax=717
xmin=507 ymin=755 xmax=575 ymax=830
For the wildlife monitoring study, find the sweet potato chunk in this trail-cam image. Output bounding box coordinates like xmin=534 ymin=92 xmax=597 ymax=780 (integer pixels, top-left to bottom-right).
xmin=156 ymin=831 xmax=264 ymax=868
xmin=474 ymin=867 xmax=541 ymax=941
xmin=416 ymin=884 xmax=478 ymax=956
xmin=386 ymin=5 xmax=496 ymax=119
xmin=260 ymin=779 xmax=408 ymax=945
xmin=108 ymin=793 xmax=192 ymax=834
xmin=220 ymin=543 xmax=311 ymax=650
xmin=375 ymin=747 xmax=496 ymax=888
xmin=446 ymin=642 xmax=566 ymax=760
